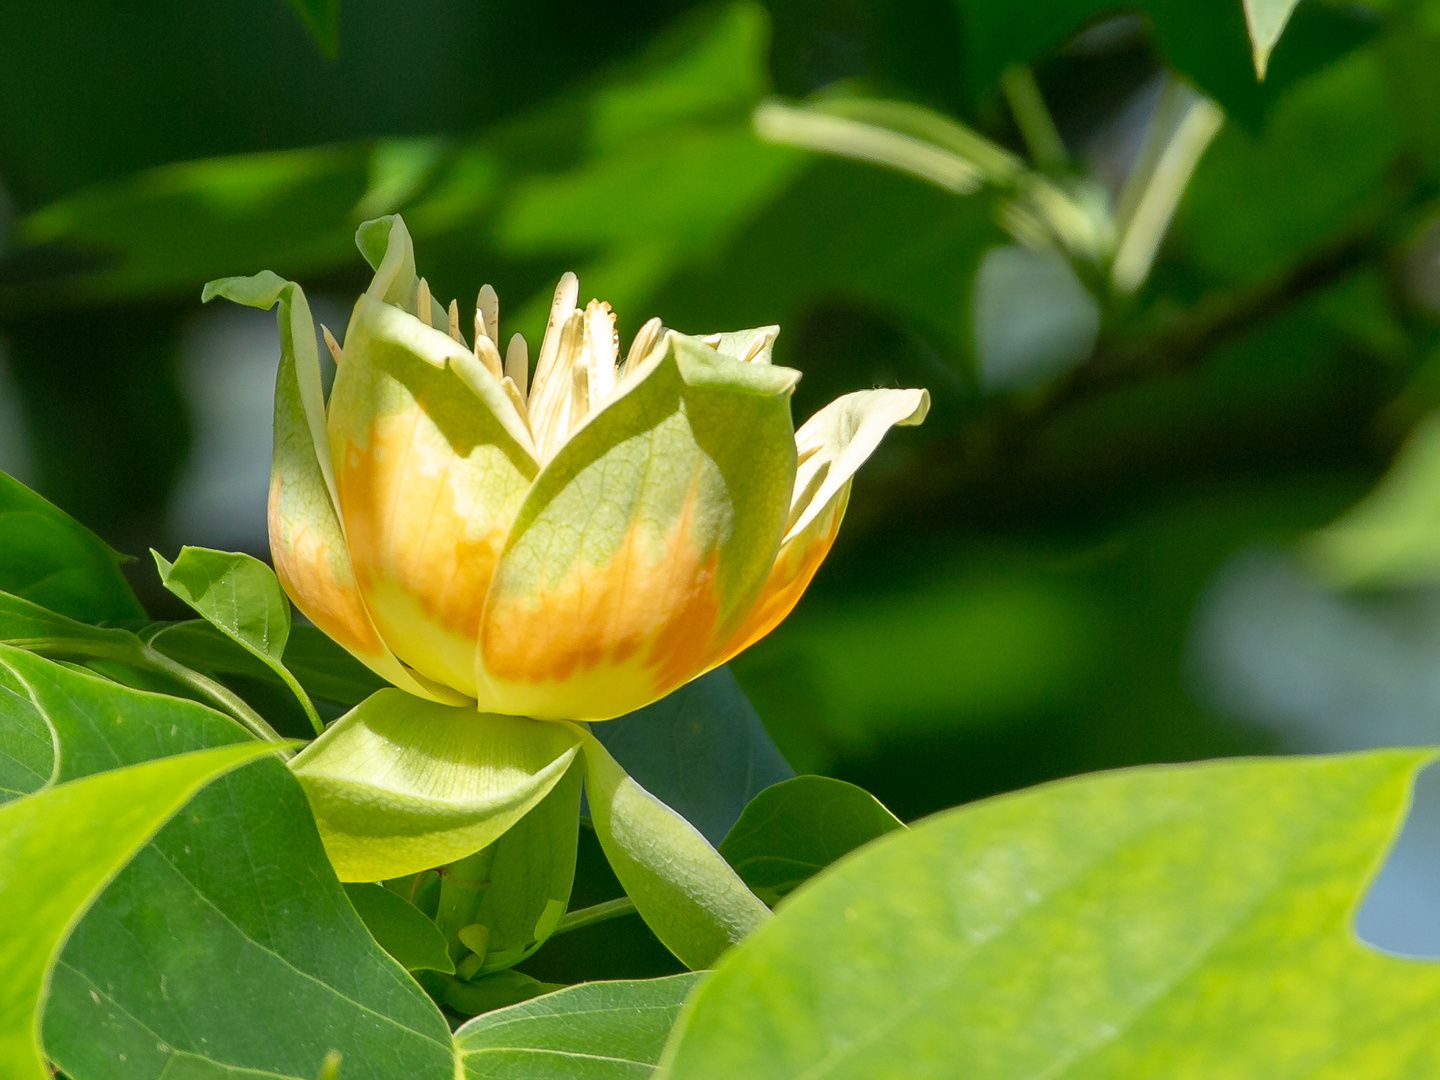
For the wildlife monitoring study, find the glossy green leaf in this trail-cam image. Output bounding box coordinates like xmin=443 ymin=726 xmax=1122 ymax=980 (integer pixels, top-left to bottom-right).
xmin=0 ymin=646 xmax=455 ymax=1080
xmin=718 ymin=776 xmax=902 ymax=906
xmin=344 ymin=882 xmax=454 ymax=974
xmin=579 ymin=730 xmax=769 ymax=971
xmin=456 ymin=974 xmax=704 ymax=1079
xmin=660 ymin=751 xmax=1440 ymax=1079
xmin=0 ymin=471 xmax=143 ymax=623
xmin=595 ymin=667 xmax=793 ymax=846
xmin=290 ymin=689 xmax=582 ymax=881
xmin=153 ymin=545 xmax=322 ymax=733
xmin=0 ymin=742 xmax=274 ymax=1080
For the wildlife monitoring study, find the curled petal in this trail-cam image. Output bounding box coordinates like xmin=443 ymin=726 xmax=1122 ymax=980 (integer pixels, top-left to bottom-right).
xmin=475 ymin=332 xmax=800 ymax=720
xmin=330 ymin=293 xmax=538 ymax=698
xmin=712 ymin=387 xmax=930 ymax=664
xmin=203 ymin=271 xmax=466 ymax=705
xmin=289 ymin=689 xmax=582 ymax=881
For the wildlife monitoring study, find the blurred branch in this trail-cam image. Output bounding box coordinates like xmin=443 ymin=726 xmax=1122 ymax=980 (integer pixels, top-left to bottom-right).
xmin=848 ymin=183 xmax=1417 ymax=540
xmin=1000 ymin=65 xmax=1068 ymax=170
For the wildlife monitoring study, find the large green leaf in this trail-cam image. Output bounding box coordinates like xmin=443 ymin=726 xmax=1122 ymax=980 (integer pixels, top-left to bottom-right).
xmin=0 ymin=471 xmax=143 ymax=623
xmin=0 ymin=742 xmax=274 ymax=1079
xmin=0 ymin=590 xmax=285 ymax=746
xmin=595 ymin=667 xmax=792 ymax=846
xmin=659 ymin=751 xmax=1440 ymax=1078
xmin=718 ymin=775 xmax=902 ymax=906
xmin=290 ymin=689 xmax=583 ymax=881
xmin=0 ymin=646 xmax=455 ymax=1080
xmin=456 ymin=974 xmax=703 ymax=1079
xmin=579 ymin=731 xmax=769 ymax=971
xmin=153 ymin=546 xmax=323 ymax=733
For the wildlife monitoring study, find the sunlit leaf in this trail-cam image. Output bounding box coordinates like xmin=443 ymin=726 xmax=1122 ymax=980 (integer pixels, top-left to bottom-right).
xmin=0 ymin=471 xmax=143 ymax=623
xmin=290 ymin=689 xmax=582 ymax=881
xmin=0 ymin=741 xmax=274 ymax=1079
xmin=0 ymin=646 xmax=455 ymax=1080
xmin=659 ymin=751 xmax=1440 ymax=1078
xmin=456 ymin=974 xmax=703 ymax=1079
xmin=154 ymin=545 xmax=322 ymax=733
xmin=718 ymin=776 xmax=902 ymax=906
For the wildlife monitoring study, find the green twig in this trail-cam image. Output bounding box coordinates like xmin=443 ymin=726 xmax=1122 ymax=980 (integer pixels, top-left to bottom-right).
xmin=551 ymin=896 xmax=637 ymax=936
xmin=1000 ymin=65 xmax=1067 ymax=170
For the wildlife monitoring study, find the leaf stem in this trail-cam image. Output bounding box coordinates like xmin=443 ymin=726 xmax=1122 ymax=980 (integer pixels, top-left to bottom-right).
xmin=138 ymin=644 xmax=291 ymax=751
xmin=1000 ymin=64 xmax=1067 ymax=170
xmin=550 ymin=896 xmax=637 ymax=936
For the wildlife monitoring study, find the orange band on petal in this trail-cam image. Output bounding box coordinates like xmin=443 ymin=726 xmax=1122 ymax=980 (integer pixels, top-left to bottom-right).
xmin=710 ymin=485 xmax=847 ymax=668
xmin=268 ymin=478 xmax=389 ymax=661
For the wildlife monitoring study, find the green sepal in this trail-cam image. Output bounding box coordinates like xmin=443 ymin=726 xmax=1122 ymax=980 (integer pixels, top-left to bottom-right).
xmin=289 ymin=690 xmax=581 ymax=881
xmin=577 ymin=728 xmax=769 ymax=971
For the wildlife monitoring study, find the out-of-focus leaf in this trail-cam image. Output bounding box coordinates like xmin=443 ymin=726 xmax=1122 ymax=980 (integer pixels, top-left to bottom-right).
xmin=0 ymin=471 xmax=143 ymax=623
xmin=285 ymin=0 xmax=340 ymax=59
xmin=0 ymin=742 xmax=274 ymax=1079
xmin=344 ymin=882 xmax=454 ymax=974
xmin=290 ymin=689 xmax=582 ymax=881
xmin=579 ymin=731 xmax=769 ymax=971
xmin=659 ymin=751 xmax=1440 ymax=1079
xmin=972 ymin=243 xmax=1098 ymax=392
xmin=456 ymin=974 xmax=703 ymax=1079
xmin=1175 ymin=46 xmax=1400 ymax=283
xmin=594 ymin=667 xmax=793 ymax=847
xmin=718 ymin=776 xmax=902 ymax=906
xmin=0 ymin=646 xmax=455 ymax=1080
xmin=153 ymin=546 xmax=322 ymax=733
xmin=955 ymin=0 xmax=1379 ymax=127
xmin=1309 ymin=411 xmax=1440 ymax=587
xmin=1245 ymin=0 xmax=1304 ymax=78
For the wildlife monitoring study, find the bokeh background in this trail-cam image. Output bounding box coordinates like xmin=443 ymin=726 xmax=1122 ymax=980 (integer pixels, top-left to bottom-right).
xmin=5 ymin=0 xmax=1440 ymax=952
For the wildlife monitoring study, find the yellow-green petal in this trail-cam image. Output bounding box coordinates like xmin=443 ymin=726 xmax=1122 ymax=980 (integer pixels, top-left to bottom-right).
xmin=329 ymin=293 xmax=537 ymax=697
xmin=714 ymin=387 xmax=929 ymax=665
xmin=475 ymin=331 xmax=800 ymax=720
xmin=289 ymin=689 xmax=581 ymax=881
xmin=202 ymin=272 xmax=465 ymax=706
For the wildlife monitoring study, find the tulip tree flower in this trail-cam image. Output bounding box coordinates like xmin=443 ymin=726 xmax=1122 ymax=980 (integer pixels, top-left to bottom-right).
xmin=205 ymin=215 xmax=927 ymax=973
